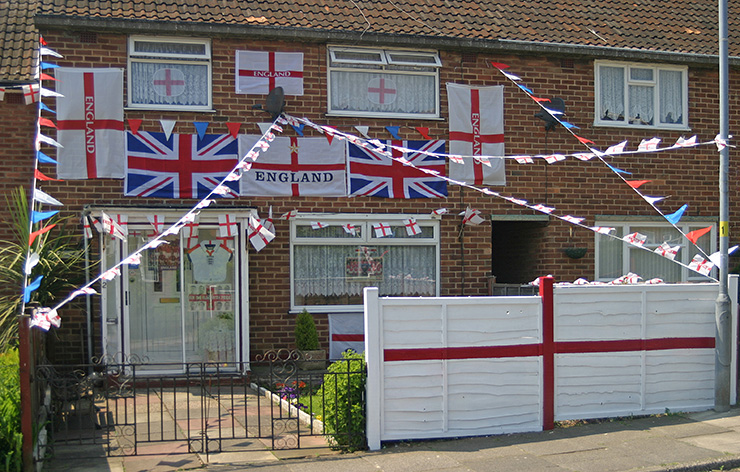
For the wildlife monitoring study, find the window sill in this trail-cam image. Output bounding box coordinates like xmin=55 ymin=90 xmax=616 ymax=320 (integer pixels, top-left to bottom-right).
xmin=592 ymin=121 xmax=691 ymax=132
xmin=325 ymin=112 xmax=444 ymax=121
xmin=289 ymin=306 xmax=364 ymax=315
xmin=125 ymin=107 xmax=217 ymax=113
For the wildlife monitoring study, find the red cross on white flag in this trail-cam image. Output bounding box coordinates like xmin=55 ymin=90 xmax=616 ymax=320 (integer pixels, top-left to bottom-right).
xmin=623 ymin=232 xmax=647 ymax=246
xmin=372 ymin=222 xmax=393 ymax=238
xmin=311 ymin=221 xmax=328 ymax=230
xmin=101 ymin=212 xmax=126 ymax=241
xmin=183 ymin=216 xmax=199 ymax=250
xmin=638 ymin=138 xmax=661 ymax=152
xmin=342 ymin=223 xmax=357 ymax=236
xmin=263 ymin=206 xmax=275 ymax=235
xmin=654 ymin=242 xmax=680 ymax=260
xmin=461 ymin=206 xmax=485 ymax=226
xmin=447 ymin=83 xmax=506 ymax=186
xmin=403 ymin=218 xmax=421 ymax=236
xmin=22 ymin=83 xmax=40 ymax=104
xmin=101 ymin=266 xmax=121 ymax=281
xmin=147 ymin=214 xmax=166 ymax=237
xmin=367 ymin=77 xmax=397 ymax=105
xmin=82 ymin=215 xmax=93 ymax=239
xmin=122 ymin=253 xmax=142 ymax=266
xmin=152 ymin=68 xmax=186 ymax=97
xmin=218 ymin=214 xmax=238 ymax=238
xmin=248 ymin=216 xmax=275 ymax=252
xmin=56 ymin=68 xmax=125 ymax=179
xmin=282 ymin=209 xmax=298 ymax=220
xmin=235 ymin=51 xmax=304 ymax=95
xmin=689 ymin=255 xmax=714 ymax=276
xmin=591 ymin=226 xmax=615 ymax=235
xmin=432 ymin=208 xmax=448 ymax=216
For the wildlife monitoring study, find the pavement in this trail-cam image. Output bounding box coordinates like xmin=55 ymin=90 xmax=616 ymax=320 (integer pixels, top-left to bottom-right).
xmin=44 ymin=406 xmax=740 ymax=472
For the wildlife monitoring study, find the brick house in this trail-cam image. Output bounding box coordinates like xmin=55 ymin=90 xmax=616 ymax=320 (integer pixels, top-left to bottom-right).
xmin=1 ymin=0 xmax=739 ymax=367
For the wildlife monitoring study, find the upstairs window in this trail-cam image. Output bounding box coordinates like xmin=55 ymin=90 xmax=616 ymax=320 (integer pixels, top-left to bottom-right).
xmin=128 ymin=36 xmax=212 ymax=111
xmin=595 ymin=61 xmax=688 ymax=129
xmin=327 ymin=46 xmax=441 ymax=119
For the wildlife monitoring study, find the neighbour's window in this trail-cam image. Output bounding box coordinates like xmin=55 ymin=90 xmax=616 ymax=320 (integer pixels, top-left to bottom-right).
xmin=595 ymin=220 xmax=716 ymax=282
xmin=291 ymin=214 xmax=440 ymax=311
xmin=594 ymin=61 xmax=688 ymax=129
xmin=327 ymin=46 xmax=441 ymax=119
xmin=128 ymin=36 xmax=212 ymax=111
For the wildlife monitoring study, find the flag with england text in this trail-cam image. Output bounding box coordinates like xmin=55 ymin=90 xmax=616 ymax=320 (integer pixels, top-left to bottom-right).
xmin=447 ymin=83 xmax=506 ymax=186
xmin=56 ymin=68 xmax=125 ymax=179
xmin=348 ymin=140 xmax=447 ymax=198
xmin=238 ymin=135 xmax=346 ymax=196
xmin=235 ymin=51 xmax=304 ymax=95
xmin=125 ymin=131 xmax=239 ymax=199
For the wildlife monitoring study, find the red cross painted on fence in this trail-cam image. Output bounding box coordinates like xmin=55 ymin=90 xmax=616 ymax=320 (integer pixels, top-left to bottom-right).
xmin=383 ymin=277 xmax=715 ymax=430
xmin=368 ymin=78 xmax=397 ymax=105
xmin=448 ymin=89 xmax=504 ymax=185
xmin=56 ymin=72 xmax=125 ymax=178
xmin=153 ymin=68 xmax=185 ymax=96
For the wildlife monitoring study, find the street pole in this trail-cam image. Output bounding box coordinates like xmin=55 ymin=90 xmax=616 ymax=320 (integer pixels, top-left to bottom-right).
xmin=715 ymin=0 xmax=731 ymax=412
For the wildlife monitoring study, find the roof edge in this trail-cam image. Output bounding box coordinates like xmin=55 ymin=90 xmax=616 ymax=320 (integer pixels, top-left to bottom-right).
xmin=34 ymin=15 xmax=740 ymax=66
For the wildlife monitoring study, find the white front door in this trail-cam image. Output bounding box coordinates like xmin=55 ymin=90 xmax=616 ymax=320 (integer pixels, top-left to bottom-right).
xmin=100 ymin=210 xmax=250 ymax=372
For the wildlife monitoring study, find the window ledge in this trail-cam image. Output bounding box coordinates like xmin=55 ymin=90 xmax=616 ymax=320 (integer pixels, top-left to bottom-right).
xmin=592 ymin=122 xmax=691 ymax=132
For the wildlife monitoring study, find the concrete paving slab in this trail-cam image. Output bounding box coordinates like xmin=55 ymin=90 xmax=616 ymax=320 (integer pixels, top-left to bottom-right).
xmin=361 ymin=449 xmax=466 ymax=472
xmin=682 ymin=431 xmax=740 ymax=454
xmin=460 ymin=453 xmax=569 ymax=472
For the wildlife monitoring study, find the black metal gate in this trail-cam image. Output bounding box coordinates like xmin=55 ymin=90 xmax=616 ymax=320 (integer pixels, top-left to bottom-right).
xmin=36 ymin=350 xmax=365 ymax=462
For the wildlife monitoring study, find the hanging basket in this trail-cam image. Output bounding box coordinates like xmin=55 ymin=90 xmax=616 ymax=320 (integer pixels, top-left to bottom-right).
xmin=563 ymin=247 xmax=588 ymax=259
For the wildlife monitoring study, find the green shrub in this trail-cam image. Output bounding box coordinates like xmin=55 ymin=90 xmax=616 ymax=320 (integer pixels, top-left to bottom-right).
xmin=294 ymin=309 xmax=319 ymax=350
xmin=317 ymin=350 xmax=366 ymax=451
xmin=0 ymin=349 xmax=21 ymax=472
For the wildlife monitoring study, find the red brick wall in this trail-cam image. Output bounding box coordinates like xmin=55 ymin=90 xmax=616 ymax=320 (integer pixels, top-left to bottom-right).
xmin=4 ymin=28 xmax=737 ymax=362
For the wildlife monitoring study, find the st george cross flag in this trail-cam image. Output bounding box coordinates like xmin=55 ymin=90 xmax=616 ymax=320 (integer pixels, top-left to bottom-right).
xmin=238 ymin=135 xmax=346 ymax=196
xmin=348 ymin=140 xmax=447 ymax=198
xmin=126 ymin=131 xmax=239 ymax=199
xmin=56 ymin=68 xmax=125 ymax=179
xmin=235 ymin=51 xmax=304 ymax=95
xmin=446 ymin=83 xmax=506 ymax=186
xmin=247 ymin=216 xmax=275 ymax=252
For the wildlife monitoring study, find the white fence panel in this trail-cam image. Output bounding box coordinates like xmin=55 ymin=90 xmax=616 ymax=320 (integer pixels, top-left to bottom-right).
xmin=365 ymin=279 xmax=737 ymax=450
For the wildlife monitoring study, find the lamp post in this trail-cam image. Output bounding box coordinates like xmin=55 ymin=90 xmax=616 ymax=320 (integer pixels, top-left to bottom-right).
xmin=715 ymin=0 xmax=731 ymax=412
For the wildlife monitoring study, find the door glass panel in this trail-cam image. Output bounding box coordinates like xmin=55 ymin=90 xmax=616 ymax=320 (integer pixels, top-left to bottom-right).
xmin=128 ymin=232 xmax=184 ymax=367
xmin=103 ymin=237 xmax=121 ymax=359
xmin=183 ymin=228 xmax=237 ymax=363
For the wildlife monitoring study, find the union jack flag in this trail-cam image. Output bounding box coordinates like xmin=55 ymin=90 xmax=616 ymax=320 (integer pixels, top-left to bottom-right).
xmin=125 ymin=131 xmax=239 ymax=199
xmin=348 ymin=140 xmax=447 ymax=198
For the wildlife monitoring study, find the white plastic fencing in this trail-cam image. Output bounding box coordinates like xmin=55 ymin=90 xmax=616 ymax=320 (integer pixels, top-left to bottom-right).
xmin=364 ymin=277 xmax=738 ymax=450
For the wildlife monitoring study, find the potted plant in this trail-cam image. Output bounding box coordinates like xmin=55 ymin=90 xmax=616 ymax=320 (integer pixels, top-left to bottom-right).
xmin=294 ymin=309 xmax=326 ymax=370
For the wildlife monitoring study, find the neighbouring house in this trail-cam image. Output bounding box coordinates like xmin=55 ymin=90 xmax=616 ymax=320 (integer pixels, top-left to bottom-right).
xmin=0 ymin=0 xmax=738 ymax=368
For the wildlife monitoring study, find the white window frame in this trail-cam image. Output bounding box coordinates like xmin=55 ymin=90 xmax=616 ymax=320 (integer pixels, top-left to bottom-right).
xmin=594 ymin=60 xmax=689 ymax=130
xmin=327 ymin=45 xmax=441 ymax=119
xmin=127 ymin=35 xmax=213 ymax=111
xmin=290 ymin=213 xmax=441 ymax=313
xmin=594 ymin=218 xmax=716 ymax=282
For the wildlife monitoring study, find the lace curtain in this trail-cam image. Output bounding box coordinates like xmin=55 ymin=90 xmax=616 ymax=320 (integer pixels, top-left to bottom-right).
xmin=330 ymin=70 xmax=436 ymax=114
xmin=294 ymin=244 xmax=437 ymax=301
xmin=130 ymin=62 xmax=209 ymax=107
xmin=599 ymin=65 xmax=682 ymax=125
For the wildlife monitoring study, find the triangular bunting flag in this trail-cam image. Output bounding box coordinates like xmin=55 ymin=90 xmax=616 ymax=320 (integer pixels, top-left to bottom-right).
xmin=643 ymin=196 xmax=666 ymax=205
xmin=415 ymin=127 xmax=431 ymax=139
xmin=160 ymin=119 xmax=176 ymax=139
xmin=686 ymin=226 xmax=712 ymax=244
xmin=664 ymin=204 xmax=688 ymax=225
xmin=31 ymin=210 xmax=59 ymax=223
xmin=354 ymin=126 xmax=370 ymax=138
xmin=34 ymin=169 xmax=59 ymax=181
xmin=291 ymin=123 xmax=305 ymax=136
xmin=626 ymin=180 xmax=650 ymax=189
xmin=36 ymin=151 xmax=57 ymax=165
xmin=40 ymin=72 xmax=57 ymax=82
xmin=226 ymin=122 xmax=242 ymax=139
xmin=24 ymin=252 xmax=40 ymax=275
xmin=38 ymin=117 xmax=56 ymax=128
xmin=257 ymin=122 xmax=273 ymax=135
xmin=193 ymin=122 xmax=209 ymax=139
xmin=385 ymin=126 xmax=401 ymax=140
xmin=29 ymin=224 xmax=56 ymax=246
xmin=33 ymin=188 xmax=63 ymax=206
xmin=128 ymin=119 xmax=142 ymax=135
xmin=39 ymin=102 xmax=55 ymax=114
xmin=23 ymin=276 xmax=43 ymax=303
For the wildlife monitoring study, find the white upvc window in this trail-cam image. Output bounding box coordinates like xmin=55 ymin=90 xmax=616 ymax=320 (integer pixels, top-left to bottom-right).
xmin=595 ymin=219 xmax=716 ymax=282
xmin=127 ymin=36 xmax=212 ymax=111
xmin=327 ymin=46 xmax=441 ymax=119
xmin=594 ymin=61 xmax=688 ymax=129
xmin=291 ymin=214 xmax=440 ymax=312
